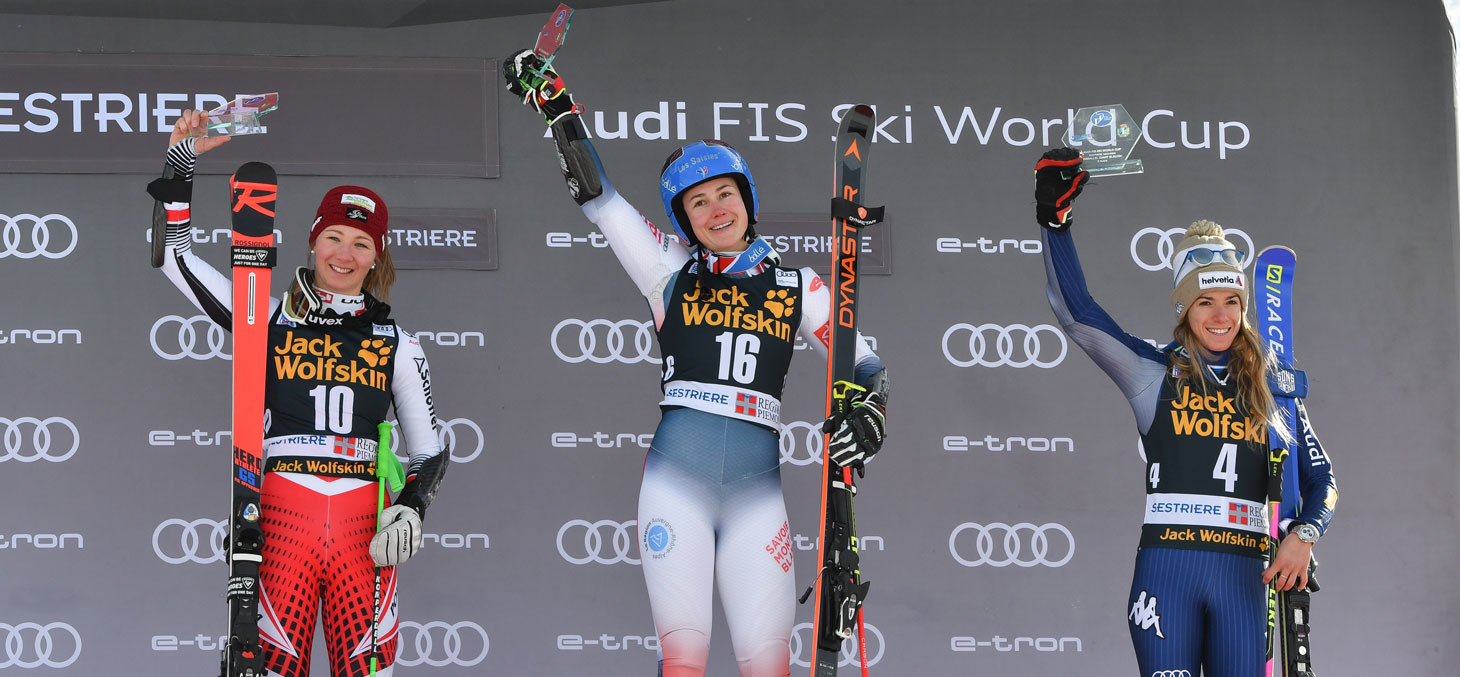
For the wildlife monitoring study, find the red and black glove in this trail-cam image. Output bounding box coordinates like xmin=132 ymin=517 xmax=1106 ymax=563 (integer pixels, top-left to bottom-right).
xmin=1034 ymin=148 xmax=1089 ymax=230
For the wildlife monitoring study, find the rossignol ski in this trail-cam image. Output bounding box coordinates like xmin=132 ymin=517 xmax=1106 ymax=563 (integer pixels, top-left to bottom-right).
xmin=221 ymin=162 xmax=278 ymax=677
xmin=801 ymin=104 xmax=884 ymax=677
xmin=1256 ymin=245 xmax=1317 ymax=677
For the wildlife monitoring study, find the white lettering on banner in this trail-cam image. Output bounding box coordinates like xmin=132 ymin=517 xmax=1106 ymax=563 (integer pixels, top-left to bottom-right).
xmin=550 ymin=432 xmax=653 ymax=449
xmin=149 ymin=429 xmax=231 ymax=446
xmin=949 ymin=636 xmax=1083 ymax=652
xmin=0 ymin=92 xmax=234 ymax=133
xmin=144 ymin=227 xmax=283 ymax=245
xmin=413 ymin=331 xmax=485 ymax=347
xmin=793 ymin=534 xmax=884 ymax=552
xmin=0 ymin=533 xmax=83 ymax=549
xmin=420 ymin=533 xmax=489 ymax=549
xmin=532 ymin=102 xmax=1251 ymax=159
xmin=794 ymin=334 xmax=877 ymax=351
xmin=0 ymin=329 xmax=81 ymax=345
xmin=545 ymin=231 xmax=609 ymax=248
xmin=151 ymin=634 xmax=226 ymax=651
xmin=934 ymin=237 xmax=1041 ymax=254
xmin=765 ymin=234 xmax=873 ymax=255
xmin=942 ymin=435 xmax=1073 ymax=453
xmin=388 ymin=229 xmax=478 ymax=248
xmin=555 ymin=634 xmax=660 ymax=651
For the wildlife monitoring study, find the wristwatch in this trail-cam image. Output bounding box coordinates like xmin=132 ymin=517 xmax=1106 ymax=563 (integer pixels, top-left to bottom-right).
xmin=1290 ymin=522 xmax=1320 ymax=544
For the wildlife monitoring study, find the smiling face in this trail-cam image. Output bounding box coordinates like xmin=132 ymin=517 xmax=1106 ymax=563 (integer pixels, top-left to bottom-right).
xmin=311 ymin=224 xmax=377 ymax=295
xmin=681 ymin=177 xmax=750 ymax=252
xmin=1185 ymin=289 xmax=1244 ymax=355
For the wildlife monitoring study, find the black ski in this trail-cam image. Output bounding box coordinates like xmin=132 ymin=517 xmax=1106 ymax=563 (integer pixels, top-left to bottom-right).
xmin=220 ymin=162 xmax=277 ymax=677
xmin=803 ymin=104 xmax=884 ymax=677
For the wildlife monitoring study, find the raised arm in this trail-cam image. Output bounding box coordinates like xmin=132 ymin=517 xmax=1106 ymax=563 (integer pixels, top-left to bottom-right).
xmin=1035 ymin=149 xmax=1167 ymax=433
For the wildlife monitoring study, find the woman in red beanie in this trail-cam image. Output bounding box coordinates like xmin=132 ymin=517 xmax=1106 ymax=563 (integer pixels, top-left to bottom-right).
xmin=152 ymin=110 xmax=449 ymax=677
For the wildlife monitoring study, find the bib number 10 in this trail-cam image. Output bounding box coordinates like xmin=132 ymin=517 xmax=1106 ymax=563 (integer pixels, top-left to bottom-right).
xmin=309 ymin=384 xmax=355 ymax=434
xmin=714 ymin=332 xmax=760 ymax=384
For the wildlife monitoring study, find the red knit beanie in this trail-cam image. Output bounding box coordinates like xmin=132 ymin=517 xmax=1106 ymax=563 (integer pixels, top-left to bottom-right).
xmin=309 ymin=186 xmax=388 ymax=252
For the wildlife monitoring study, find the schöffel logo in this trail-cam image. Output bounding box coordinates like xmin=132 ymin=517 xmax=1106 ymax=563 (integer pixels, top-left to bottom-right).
xmin=1 ymin=213 xmax=78 ymax=259
xmin=789 ymin=621 xmax=883 ymax=669
xmin=150 ymin=315 xmax=229 ymax=361
xmin=1130 ymin=227 xmax=1254 ymax=272
xmin=551 ymin=318 xmax=659 ymax=365
xmin=396 ymin=620 xmax=489 ymax=667
xmin=0 ymin=622 xmax=82 ymax=668
xmin=941 ymin=323 xmax=1067 ymax=368
xmin=948 ymin=522 xmax=1075 ymax=568
xmin=152 ymin=518 xmax=226 ymax=565
xmin=556 ymin=519 xmax=638 ymax=565
xmin=1 ymin=416 xmax=79 ymax=462
xmin=1197 ymin=270 xmax=1244 ymax=289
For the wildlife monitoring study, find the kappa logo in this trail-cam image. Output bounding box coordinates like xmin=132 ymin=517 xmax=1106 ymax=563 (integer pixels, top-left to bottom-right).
xmin=1129 ymin=590 xmax=1166 ymax=639
xmin=763 ymin=289 xmax=795 ymax=319
xmin=358 ymin=338 xmax=392 ymax=367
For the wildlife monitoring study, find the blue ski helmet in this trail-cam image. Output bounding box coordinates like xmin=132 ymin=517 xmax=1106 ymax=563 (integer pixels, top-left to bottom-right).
xmin=659 ymin=140 xmax=758 ymax=247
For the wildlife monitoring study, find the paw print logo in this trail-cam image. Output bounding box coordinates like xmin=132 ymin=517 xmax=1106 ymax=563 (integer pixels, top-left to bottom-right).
xmin=764 ymin=289 xmax=796 ymax=319
xmin=358 ymin=339 xmax=392 ymax=367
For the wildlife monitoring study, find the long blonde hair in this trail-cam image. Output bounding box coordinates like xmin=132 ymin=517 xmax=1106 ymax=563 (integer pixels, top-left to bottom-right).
xmin=1168 ymin=319 xmax=1292 ymax=445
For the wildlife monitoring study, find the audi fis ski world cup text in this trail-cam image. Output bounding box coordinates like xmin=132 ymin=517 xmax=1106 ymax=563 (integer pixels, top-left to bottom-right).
xmin=545 ymin=101 xmax=1251 ymax=159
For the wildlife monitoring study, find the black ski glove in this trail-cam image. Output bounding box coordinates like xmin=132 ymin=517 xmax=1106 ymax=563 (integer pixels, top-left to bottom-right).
xmin=824 ymin=381 xmax=887 ymax=470
xmin=503 ymin=48 xmax=581 ymax=125
xmin=1034 ymin=147 xmax=1089 ymax=230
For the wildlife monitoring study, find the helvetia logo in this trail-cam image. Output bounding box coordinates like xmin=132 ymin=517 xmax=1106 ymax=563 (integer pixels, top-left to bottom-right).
xmin=1197 ymin=271 xmax=1243 ymax=289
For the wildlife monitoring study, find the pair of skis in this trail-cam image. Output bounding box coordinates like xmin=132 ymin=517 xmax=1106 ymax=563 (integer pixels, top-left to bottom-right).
xmin=1256 ymin=245 xmax=1318 ymax=677
xmin=801 ymin=105 xmax=883 ymax=677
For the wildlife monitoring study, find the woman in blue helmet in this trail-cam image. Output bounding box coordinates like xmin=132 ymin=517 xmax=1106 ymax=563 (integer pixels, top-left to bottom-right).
xmin=505 ymin=52 xmax=888 ymax=677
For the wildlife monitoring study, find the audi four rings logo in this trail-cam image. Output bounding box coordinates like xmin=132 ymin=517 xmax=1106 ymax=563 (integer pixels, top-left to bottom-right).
xmin=0 ymin=622 xmax=82 ymax=668
xmin=789 ymin=622 xmax=883 ymax=668
xmin=1 ymin=417 xmax=79 ymax=462
xmin=551 ymin=318 xmax=660 ymax=365
xmin=1150 ymin=671 xmax=1194 ymax=677
xmin=1130 ymin=227 xmax=1254 ymax=272
xmin=152 ymin=518 xmax=227 ymax=565
xmin=941 ymin=324 xmax=1067 ymax=368
xmin=948 ymin=522 xmax=1076 ymax=568
xmin=396 ymin=621 xmax=489 ymax=667
xmin=778 ymin=420 xmax=824 ymax=466
xmin=150 ymin=315 xmax=230 ymax=361
xmin=0 ymin=213 xmax=78 ymax=259
xmin=389 ymin=417 xmax=485 ymax=463
xmin=556 ymin=519 xmax=639 ymax=565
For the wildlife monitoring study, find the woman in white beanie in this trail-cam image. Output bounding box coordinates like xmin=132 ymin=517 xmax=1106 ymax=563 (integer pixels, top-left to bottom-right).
xmin=1031 ymin=148 xmax=1337 ymax=677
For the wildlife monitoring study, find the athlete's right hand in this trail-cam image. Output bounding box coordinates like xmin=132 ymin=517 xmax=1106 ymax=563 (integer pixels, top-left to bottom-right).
xmin=503 ymin=48 xmax=581 ymax=125
xmin=370 ymin=505 xmax=423 ymax=566
xmin=168 ymin=109 xmax=231 ymax=154
xmin=1034 ymin=147 xmax=1088 ymax=230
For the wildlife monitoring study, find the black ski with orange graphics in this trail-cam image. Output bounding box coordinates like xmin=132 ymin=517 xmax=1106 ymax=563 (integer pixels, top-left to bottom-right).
xmin=221 ymin=162 xmax=277 ymax=677
xmin=803 ymin=105 xmax=884 ymax=677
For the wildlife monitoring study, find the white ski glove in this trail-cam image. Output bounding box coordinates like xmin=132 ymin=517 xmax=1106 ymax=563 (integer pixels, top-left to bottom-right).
xmin=370 ymin=504 xmax=423 ymax=566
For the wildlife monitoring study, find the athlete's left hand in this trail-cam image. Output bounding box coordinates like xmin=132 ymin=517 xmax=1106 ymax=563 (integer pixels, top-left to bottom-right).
xmin=370 ymin=505 xmax=423 ymax=566
xmin=824 ymin=383 xmax=887 ymax=469
xmin=1262 ymin=533 xmax=1313 ymax=591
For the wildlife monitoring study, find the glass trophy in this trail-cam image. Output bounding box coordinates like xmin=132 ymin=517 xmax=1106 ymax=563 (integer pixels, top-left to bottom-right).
xmin=1063 ymin=104 xmax=1144 ymax=177
xmin=202 ymin=93 xmax=278 ymax=137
